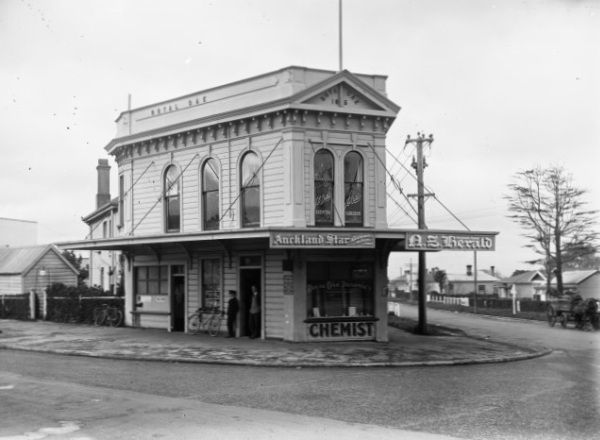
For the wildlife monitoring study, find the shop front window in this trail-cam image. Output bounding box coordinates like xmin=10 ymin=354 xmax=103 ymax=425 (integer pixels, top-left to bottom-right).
xmin=202 ymin=259 xmax=221 ymax=308
xmin=307 ymin=262 xmax=373 ymax=318
xmin=240 ymin=152 xmax=260 ymax=227
xmin=135 ymin=265 xmax=169 ymax=296
xmin=344 ymin=151 xmax=363 ymax=226
xmin=314 ymin=149 xmax=334 ymax=226
xmin=202 ymin=158 xmax=220 ymax=231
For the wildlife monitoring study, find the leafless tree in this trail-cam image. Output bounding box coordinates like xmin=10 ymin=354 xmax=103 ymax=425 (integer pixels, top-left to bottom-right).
xmin=432 ymin=268 xmax=447 ymax=294
xmin=505 ymin=166 xmax=598 ymax=295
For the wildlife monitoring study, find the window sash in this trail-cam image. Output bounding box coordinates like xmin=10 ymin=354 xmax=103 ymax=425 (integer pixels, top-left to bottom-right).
xmin=119 ymin=175 xmax=125 ymax=227
xmin=344 ymin=182 xmax=363 ymax=226
xmin=241 ymin=186 xmax=260 ymax=227
xmin=314 ymin=150 xmax=334 ymax=226
xmin=344 ymin=152 xmax=363 ymax=226
xmin=315 ymin=181 xmax=334 ymax=225
xmin=166 ymin=195 xmax=180 ymax=232
xmin=202 ymin=190 xmax=219 ymax=230
xmin=240 ymin=153 xmax=260 ymax=228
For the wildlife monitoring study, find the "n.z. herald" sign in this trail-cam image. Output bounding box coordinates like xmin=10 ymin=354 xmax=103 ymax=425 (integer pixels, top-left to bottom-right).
xmin=405 ymin=232 xmax=496 ymax=251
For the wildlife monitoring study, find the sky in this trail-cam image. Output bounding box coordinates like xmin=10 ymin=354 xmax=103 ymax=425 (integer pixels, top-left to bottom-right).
xmin=1 ymin=0 xmax=598 ymax=279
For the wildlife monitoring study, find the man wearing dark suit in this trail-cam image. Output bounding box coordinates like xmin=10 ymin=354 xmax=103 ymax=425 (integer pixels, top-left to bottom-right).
xmin=226 ymin=290 xmax=239 ymax=338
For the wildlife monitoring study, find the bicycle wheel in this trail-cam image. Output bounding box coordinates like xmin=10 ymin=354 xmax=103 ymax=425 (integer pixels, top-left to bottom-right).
xmin=188 ymin=314 xmax=201 ymax=333
xmin=51 ymin=307 xmax=63 ymax=323
xmin=94 ymin=310 xmax=106 ymax=326
xmin=92 ymin=308 xmax=102 ymax=326
xmin=208 ymin=316 xmax=222 ymax=337
xmin=106 ymin=309 xmax=123 ymax=327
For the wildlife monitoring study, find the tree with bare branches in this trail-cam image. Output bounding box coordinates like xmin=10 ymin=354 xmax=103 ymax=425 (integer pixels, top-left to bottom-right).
xmin=505 ymin=166 xmax=598 ymax=296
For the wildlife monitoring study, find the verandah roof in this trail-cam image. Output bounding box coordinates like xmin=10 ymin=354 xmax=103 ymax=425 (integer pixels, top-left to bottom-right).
xmin=57 ymin=227 xmax=497 ymax=253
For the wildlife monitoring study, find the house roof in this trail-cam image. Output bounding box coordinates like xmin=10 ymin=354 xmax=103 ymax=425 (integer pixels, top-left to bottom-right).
xmin=82 ymin=197 xmax=118 ymax=224
xmin=0 ymin=244 xmax=78 ymax=276
xmin=503 ymin=270 xmax=546 ymax=284
xmin=552 ymin=270 xmax=600 ymax=285
xmin=446 ymin=270 xmax=502 ymax=283
xmin=389 ymin=275 xmax=405 ymax=284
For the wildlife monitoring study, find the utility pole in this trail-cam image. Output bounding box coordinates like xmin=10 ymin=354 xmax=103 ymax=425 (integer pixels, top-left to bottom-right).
xmin=406 ymin=133 xmax=434 ymax=334
xmin=409 ymin=259 xmax=413 ymax=298
xmin=473 ymin=251 xmax=478 ymax=314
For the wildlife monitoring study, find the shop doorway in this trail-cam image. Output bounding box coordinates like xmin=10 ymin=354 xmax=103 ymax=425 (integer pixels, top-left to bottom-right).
xmin=171 ymin=265 xmax=185 ymax=332
xmin=239 ymin=267 xmax=261 ymax=337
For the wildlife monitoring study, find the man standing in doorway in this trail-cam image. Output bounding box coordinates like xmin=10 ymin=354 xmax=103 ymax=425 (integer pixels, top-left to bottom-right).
xmin=226 ymin=290 xmax=239 ymax=338
xmin=249 ymin=285 xmax=261 ymax=339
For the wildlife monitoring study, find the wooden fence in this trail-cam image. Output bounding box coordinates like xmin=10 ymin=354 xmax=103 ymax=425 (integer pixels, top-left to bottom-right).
xmin=0 ymin=291 xmax=123 ymax=324
xmin=0 ymin=293 xmax=34 ymax=320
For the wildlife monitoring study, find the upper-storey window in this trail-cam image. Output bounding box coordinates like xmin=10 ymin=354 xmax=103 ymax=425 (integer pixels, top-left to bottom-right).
xmin=164 ymin=165 xmax=180 ymax=232
xmin=118 ymin=174 xmax=125 ymax=227
xmin=202 ymin=158 xmax=219 ymax=231
xmin=344 ymin=151 xmax=364 ymax=226
xmin=240 ymin=152 xmax=260 ymax=228
xmin=314 ymin=149 xmax=334 ymax=226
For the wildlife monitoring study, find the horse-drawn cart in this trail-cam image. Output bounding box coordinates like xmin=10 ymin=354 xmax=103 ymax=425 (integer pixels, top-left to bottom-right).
xmin=546 ymin=295 xmax=599 ymax=330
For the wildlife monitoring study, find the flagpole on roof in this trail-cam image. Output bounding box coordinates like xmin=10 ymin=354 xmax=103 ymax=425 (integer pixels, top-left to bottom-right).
xmin=127 ymin=94 xmax=132 ymax=135
xmin=338 ymin=0 xmax=343 ymax=71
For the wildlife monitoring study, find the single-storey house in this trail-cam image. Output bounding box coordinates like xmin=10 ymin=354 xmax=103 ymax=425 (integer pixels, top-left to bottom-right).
xmin=553 ymin=270 xmax=600 ymax=299
xmin=0 ymin=244 xmax=79 ymax=295
xmin=502 ymin=270 xmax=547 ymax=300
xmin=388 ymin=270 xmax=438 ymax=297
xmin=446 ymin=265 xmax=504 ymax=296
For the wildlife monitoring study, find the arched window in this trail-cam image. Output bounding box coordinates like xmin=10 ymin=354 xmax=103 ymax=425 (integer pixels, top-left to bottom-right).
xmin=164 ymin=165 xmax=180 ymax=232
xmin=240 ymin=152 xmax=260 ymax=227
xmin=314 ymin=149 xmax=334 ymax=226
xmin=202 ymin=158 xmax=219 ymax=231
xmin=344 ymin=151 xmax=363 ymax=226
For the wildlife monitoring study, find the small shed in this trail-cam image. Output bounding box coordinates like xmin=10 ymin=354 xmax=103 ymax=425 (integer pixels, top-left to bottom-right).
xmin=553 ymin=270 xmax=600 ymax=299
xmin=0 ymin=244 xmax=79 ymax=295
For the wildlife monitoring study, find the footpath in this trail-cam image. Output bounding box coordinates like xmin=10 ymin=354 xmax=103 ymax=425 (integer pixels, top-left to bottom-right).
xmin=0 ymin=317 xmax=551 ymax=367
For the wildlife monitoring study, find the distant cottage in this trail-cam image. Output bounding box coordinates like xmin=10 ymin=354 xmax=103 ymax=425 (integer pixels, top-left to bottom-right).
xmin=552 ymin=270 xmax=600 ymax=299
xmin=0 ymin=245 xmax=78 ymax=295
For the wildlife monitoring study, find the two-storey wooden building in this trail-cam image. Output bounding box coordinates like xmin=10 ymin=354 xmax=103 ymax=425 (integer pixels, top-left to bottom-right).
xmin=82 ymin=159 xmax=121 ymax=293
xmin=61 ymin=66 xmax=495 ymax=342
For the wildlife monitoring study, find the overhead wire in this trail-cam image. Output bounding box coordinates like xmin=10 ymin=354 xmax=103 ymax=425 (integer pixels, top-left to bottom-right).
xmin=219 ymin=137 xmax=283 ymax=223
xmin=131 ymin=153 xmax=200 ymax=234
xmin=384 ymin=143 xmax=472 ymax=231
xmin=367 ymin=143 xmax=418 ymax=218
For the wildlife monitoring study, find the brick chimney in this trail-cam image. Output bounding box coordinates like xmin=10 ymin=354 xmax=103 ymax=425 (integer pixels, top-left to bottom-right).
xmin=96 ymin=159 xmax=111 ymax=209
xmin=466 ymin=265 xmax=473 ymax=276
xmin=490 ymin=266 xmax=495 ymax=276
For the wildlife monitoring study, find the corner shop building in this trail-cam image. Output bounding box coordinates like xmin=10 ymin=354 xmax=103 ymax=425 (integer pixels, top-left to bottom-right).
xmin=61 ymin=66 xmax=496 ymax=342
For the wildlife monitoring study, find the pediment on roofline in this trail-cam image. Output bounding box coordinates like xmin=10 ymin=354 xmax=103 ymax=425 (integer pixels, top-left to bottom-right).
xmin=299 ymin=82 xmax=385 ymax=111
xmin=289 ymin=70 xmax=400 ymax=116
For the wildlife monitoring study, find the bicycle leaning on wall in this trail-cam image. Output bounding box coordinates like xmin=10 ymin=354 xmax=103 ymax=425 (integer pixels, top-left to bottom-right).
xmin=93 ymin=304 xmax=123 ymax=327
xmin=188 ymin=306 xmax=224 ymax=336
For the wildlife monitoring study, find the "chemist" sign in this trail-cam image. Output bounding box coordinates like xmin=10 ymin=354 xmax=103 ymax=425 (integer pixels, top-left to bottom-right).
xmin=307 ymin=321 xmax=376 ymax=340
